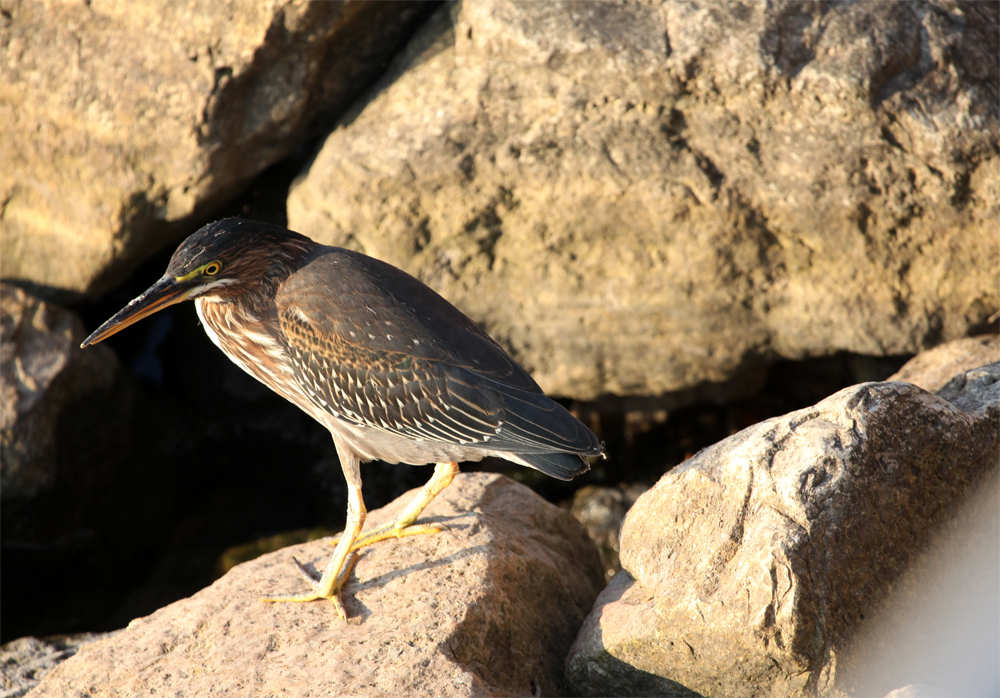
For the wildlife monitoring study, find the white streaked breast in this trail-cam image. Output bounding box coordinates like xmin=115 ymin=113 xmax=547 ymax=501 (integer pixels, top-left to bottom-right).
xmin=195 ymin=298 xmax=322 ymax=422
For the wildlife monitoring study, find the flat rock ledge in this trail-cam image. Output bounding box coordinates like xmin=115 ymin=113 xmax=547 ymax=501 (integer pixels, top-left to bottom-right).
xmin=29 ymin=472 xmax=604 ymax=697
xmin=566 ymin=359 xmax=999 ymax=698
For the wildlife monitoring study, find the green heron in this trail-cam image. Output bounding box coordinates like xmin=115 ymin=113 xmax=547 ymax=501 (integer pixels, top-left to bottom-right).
xmin=83 ymin=218 xmax=603 ymax=618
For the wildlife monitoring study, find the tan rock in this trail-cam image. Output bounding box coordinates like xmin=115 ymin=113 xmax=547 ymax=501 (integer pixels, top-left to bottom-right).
xmin=288 ymin=0 xmax=998 ymax=400
xmin=565 ymin=363 xmax=999 ymax=697
xmin=1 ymin=1 xmax=431 ymax=298
xmin=29 ymin=472 xmax=604 ymax=697
xmin=888 ymin=335 xmax=999 ymax=392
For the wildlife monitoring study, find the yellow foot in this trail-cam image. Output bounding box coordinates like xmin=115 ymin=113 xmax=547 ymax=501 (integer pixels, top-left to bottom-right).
xmin=263 ymin=461 xmax=458 ymax=620
xmin=348 ymin=520 xmax=449 ymax=551
xmin=262 ymin=551 xmax=362 ymax=620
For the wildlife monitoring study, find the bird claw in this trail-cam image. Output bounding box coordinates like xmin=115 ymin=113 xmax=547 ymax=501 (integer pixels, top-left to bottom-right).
xmin=261 ymin=552 xmax=361 ymax=621
xmin=265 ymin=463 xmax=457 ymax=620
xmin=291 ymin=556 xmax=319 ymax=585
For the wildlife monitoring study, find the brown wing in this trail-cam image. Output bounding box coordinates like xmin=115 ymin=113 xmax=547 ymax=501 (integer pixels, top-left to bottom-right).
xmin=275 ymin=247 xmax=602 ymax=459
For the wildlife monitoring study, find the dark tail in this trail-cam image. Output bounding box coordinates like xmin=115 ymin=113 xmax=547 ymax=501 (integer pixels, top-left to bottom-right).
xmin=452 ymin=366 xmax=604 ymax=480
xmin=516 ymin=451 xmax=593 ymax=481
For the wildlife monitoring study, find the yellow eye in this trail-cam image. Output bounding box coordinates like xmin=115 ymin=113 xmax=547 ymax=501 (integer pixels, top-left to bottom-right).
xmin=203 ymin=261 xmax=222 ymax=276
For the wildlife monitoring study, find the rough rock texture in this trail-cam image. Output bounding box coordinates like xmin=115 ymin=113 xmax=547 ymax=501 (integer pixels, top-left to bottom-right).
xmin=1 ymin=283 xmax=173 ymax=641
xmin=287 ymin=0 xmax=999 ymax=400
xmin=888 ymin=334 xmax=999 ymax=391
xmin=1 ymin=0 xmax=431 ymax=298
xmin=565 ymin=365 xmax=999 ymax=697
xmin=29 ymin=473 xmax=605 ymax=697
xmin=1 ymin=283 xmax=118 ymax=498
xmin=1 ymin=633 xmax=118 ymax=698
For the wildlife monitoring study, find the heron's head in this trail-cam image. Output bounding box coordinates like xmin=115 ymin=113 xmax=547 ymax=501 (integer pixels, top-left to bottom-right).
xmin=81 ymin=218 xmax=315 ymax=347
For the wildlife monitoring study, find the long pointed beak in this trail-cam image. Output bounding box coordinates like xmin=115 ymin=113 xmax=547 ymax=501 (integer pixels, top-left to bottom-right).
xmin=81 ymin=276 xmax=193 ymax=348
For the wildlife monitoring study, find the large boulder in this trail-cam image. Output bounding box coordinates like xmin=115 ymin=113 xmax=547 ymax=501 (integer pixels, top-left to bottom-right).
xmin=1 ymin=284 xmax=117 ymax=498
xmin=1 ymin=0 xmax=432 ymax=299
xmin=29 ymin=473 xmax=605 ymax=697
xmin=288 ymin=0 xmax=998 ymax=400
xmin=565 ymin=355 xmax=999 ymax=696
xmin=0 ymin=283 xmax=174 ymax=641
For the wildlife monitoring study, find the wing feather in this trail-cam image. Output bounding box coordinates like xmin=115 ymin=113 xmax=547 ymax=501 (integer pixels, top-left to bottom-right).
xmin=274 ymin=247 xmax=602 ymax=459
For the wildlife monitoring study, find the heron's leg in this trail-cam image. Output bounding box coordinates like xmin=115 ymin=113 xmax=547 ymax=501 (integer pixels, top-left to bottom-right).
xmin=263 ymin=449 xmax=365 ymax=619
xmin=349 ymin=461 xmax=459 ymax=550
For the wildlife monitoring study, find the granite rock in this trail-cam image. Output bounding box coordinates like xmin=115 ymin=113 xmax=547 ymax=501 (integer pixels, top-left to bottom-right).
xmin=29 ymin=473 xmax=605 ymax=697
xmin=1 ymin=0 xmax=431 ymax=298
xmin=288 ymin=0 xmax=998 ymax=400
xmin=566 ymin=361 xmax=999 ymax=696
